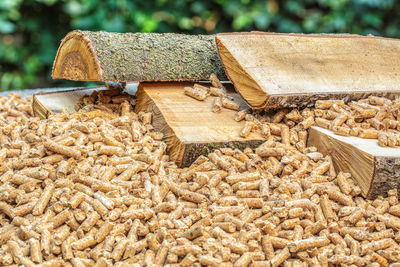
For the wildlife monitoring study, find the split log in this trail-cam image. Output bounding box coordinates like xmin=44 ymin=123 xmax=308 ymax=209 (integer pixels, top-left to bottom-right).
xmin=52 ymin=30 xmax=226 ymax=82
xmin=33 ymin=86 xmax=107 ymax=119
xmin=308 ymin=126 xmax=400 ymax=199
xmin=135 ymin=82 xmax=264 ymax=167
xmin=32 ymin=84 xmax=137 ymax=119
xmin=216 ymin=32 xmax=400 ymax=110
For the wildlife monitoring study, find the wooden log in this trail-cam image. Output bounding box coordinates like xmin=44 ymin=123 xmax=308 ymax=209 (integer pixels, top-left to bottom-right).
xmin=135 ymin=82 xmax=264 ymax=167
xmin=307 ymin=126 xmax=400 ymax=199
xmin=216 ymin=32 xmax=400 ymax=110
xmin=52 ymin=30 xmax=226 ymax=82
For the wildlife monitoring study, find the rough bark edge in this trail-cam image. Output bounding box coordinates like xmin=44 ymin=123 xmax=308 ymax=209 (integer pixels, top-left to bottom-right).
xmin=263 ymin=91 xmax=400 ymax=111
xmin=52 ymin=30 xmax=103 ymax=81
xmin=181 ymin=140 xmax=264 ymax=167
xmin=368 ymin=157 xmax=400 ymax=199
xmin=218 ymin=31 xmax=400 ymax=42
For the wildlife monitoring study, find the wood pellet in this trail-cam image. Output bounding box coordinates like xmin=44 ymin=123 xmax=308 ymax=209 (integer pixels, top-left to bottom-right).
xmin=1 ymin=92 xmax=400 ymax=266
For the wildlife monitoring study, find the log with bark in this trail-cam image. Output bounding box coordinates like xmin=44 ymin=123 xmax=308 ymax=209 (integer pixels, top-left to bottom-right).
xmin=308 ymin=126 xmax=400 ymax=199
xmin=52 ymin=30 xmax=227 ymax=82
xmin=135 ymin=82 xmax=264 ymax=167
xmin=216 ymin=32 xmax=400 ymax=110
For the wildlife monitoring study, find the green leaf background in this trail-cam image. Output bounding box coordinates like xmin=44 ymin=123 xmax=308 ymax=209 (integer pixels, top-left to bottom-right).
xmin=0 ymin=0 xmax=399 ymax=91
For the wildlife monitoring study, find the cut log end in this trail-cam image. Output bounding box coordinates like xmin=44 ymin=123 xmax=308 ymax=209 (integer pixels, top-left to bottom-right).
xmin=52 ymin=30 xmax=103 ymax=81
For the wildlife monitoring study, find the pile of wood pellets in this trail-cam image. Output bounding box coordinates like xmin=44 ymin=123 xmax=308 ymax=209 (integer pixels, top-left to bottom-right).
xmin=236 ymin=97 xmax=400 ymax=148
xmin=313 ymin=97 xmax=400 ymax=147
xmin=2 ymin=92 xmax=400 ymax=266
xmin=184 ymin=74 xmax=400 ymax=148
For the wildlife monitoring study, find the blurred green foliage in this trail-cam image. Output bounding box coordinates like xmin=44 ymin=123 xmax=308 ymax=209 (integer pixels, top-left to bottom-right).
xmin=0 ymin=0 xmax=399 ymax=91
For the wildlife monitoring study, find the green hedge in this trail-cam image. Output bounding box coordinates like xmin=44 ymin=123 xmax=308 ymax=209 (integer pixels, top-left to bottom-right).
xmin=1 ymin=0 xmax=399 ymax=91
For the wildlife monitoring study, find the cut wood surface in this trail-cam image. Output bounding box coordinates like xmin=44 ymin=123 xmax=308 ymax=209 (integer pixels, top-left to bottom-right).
xmin=52 ymin=30 xmax=226 ymax=82
xmin=135 ymin=82 xmax=264 ymax=167
xmin=216 ymin=32 xmax=400 ymax=110
xmin=32 ymin=83 xmax=137 ymax=119
xmin=308 ymin=126 xmax=400 ymax=199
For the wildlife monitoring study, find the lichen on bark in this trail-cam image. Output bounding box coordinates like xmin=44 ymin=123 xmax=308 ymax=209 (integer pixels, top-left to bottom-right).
xmin=181 ymin=140 xmax=264 ymax=167
xmin=63 ymin=30 xmax=227 ymax=82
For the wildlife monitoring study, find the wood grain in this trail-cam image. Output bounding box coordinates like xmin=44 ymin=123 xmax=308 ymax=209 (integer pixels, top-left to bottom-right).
xmin=135 ymin=82 xmax=264 ymax=167
xmin=32 ymin=84 xmax=138 ymax=119
xmin=216 ymin=32 xmax=400 ymax=110
xmin=308 ymin=126 xmax=400 ymax=199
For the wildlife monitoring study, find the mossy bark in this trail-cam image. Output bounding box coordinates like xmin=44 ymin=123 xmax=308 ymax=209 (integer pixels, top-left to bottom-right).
xmin=369 ymin=157 xmax=400 ymax=199
xmin=52 ymin=30 xmax=227 ymax=82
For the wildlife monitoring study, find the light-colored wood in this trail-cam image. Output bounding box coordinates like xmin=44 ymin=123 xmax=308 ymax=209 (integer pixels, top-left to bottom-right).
xmin=32 ymin=83 xmax=138 ymax=118
xmin=33 ymin=86 xmax=107 ymax=118
xmin=135 ymin=82 xmax=264 ymax=167
xmin=52 ymin=30 xmax=226 ymax=82
xmin=308 ymin=126 xmax=400 ymax=199
xmin=216 ymin=32 xmax=400 ymax=110
xmin=52 ymin=31 xmax=103 ymax=81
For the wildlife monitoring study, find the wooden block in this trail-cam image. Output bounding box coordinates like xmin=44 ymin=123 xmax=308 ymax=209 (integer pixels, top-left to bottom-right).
xmin=52 ymin=30 xmax=226 ymax=82
xmin=308 ymin=126 xmax=400 ymax=199
xmin=32 ymin=83 xmax=137 ymax=119
xmin=216 ymin=32 xmax=400 ymax=110
xmin=135 ymin=82 xmax=264 ymax=167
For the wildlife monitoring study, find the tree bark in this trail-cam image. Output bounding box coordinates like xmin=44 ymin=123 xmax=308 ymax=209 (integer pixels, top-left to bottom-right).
xmin=52 ymin=30 xmax=227 ymax=82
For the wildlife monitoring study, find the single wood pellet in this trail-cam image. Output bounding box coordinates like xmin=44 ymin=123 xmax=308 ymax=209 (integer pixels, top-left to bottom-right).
xmin=184 ymin=86 xmax=208 ymax=101
xmin=1 ymin=92 xmax=400 ymax=266
xmin=182 ymin=76 xmax=242 ymax=114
